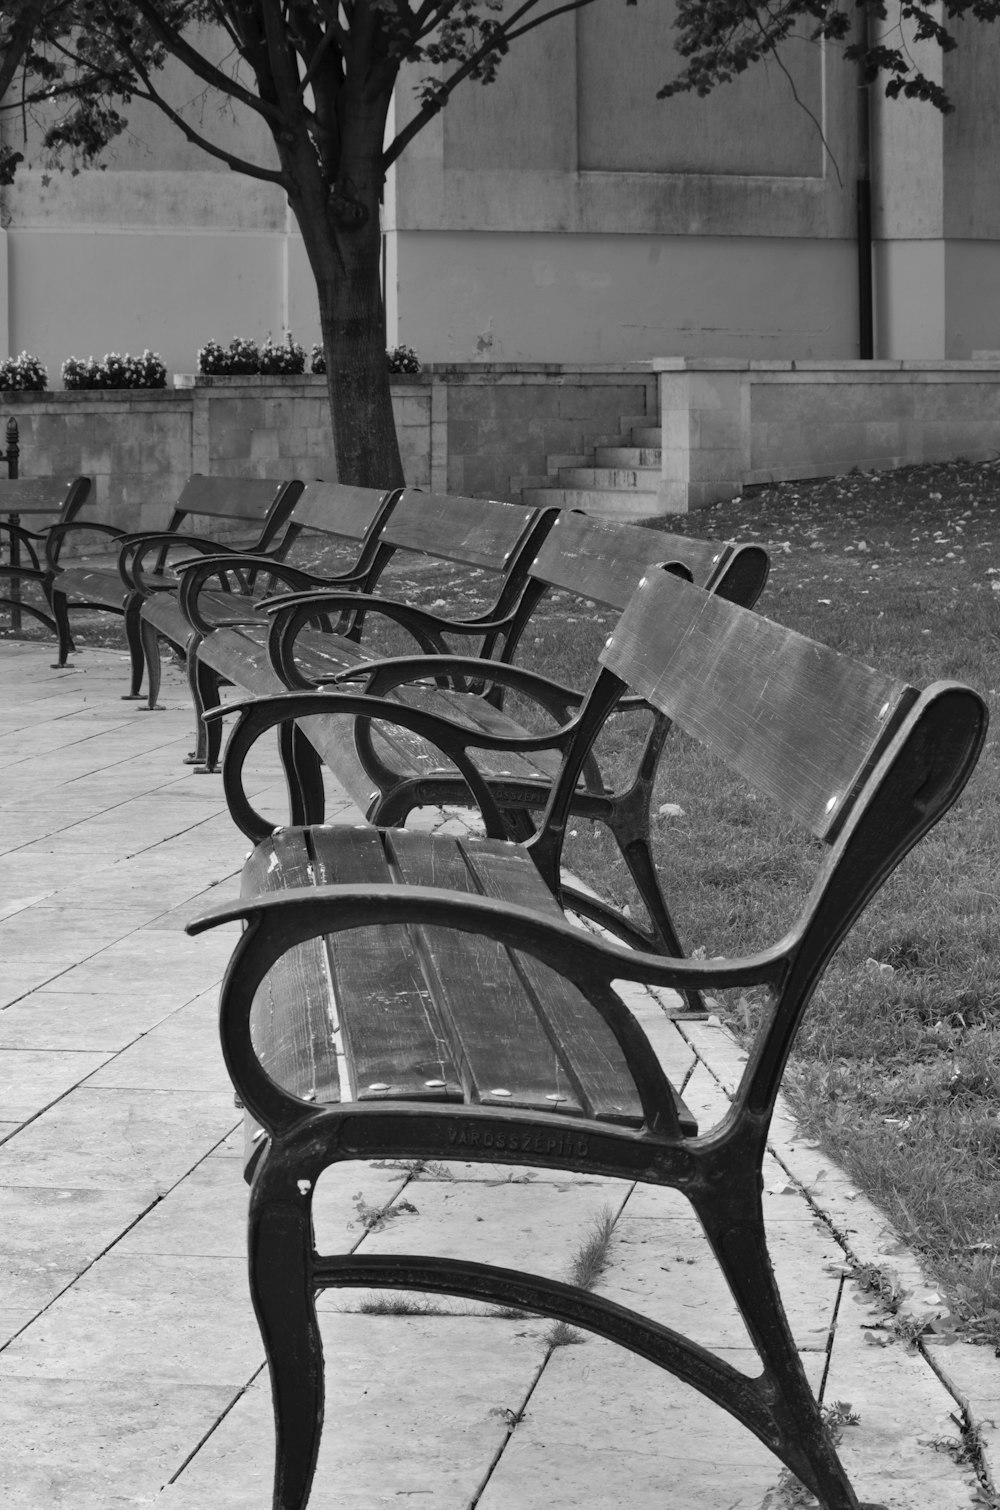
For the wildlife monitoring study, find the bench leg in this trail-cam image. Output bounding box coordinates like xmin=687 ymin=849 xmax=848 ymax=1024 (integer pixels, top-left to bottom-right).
xmin=700 ymin=1199 xmax=875 ymax=1510
xmin=249 ymin=1179 xmax=324 ymax=1510
xmin=121 ymin=593 xmax=146 ymax=699
xmin=189 ymin=652 xmax=224 ymax=771
xmin=50 ymin=589 xmax=76 ymax=667
xmin=281 ymin=723 xmax=326 ymax=827
xmin=140 ymin=616 xmax=165 ymax=711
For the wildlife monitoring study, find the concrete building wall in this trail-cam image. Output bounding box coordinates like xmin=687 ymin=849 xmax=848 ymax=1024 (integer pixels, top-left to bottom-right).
xmin=388 ymin=0 xmax=860 ymax=364
xmin=2 ymin=6 xmax=999 ymax=378
xmin=0 ymin=26 xmax=321 ymax=379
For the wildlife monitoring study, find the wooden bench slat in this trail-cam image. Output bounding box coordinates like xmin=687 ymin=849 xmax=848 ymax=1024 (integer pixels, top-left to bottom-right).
xmin=447 ymin=838 xmax=662 ymax=1126
xmin=306 ymin=827 xmax=464 ymax=1104
xmin=244 ymin=833 xmax=342 ymax=1111
xmin=386 ymin=828 xmax=631 ymax=1121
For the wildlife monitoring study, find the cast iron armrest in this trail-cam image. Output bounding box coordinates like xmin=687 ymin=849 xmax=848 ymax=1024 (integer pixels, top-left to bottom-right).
xmin=203 ymin=687 xmax=590 ymax=844
xmin=187 ymin=881 xmax=786 ymax=1139
xmin=332 ymin=652 xmax=586 ymax=724
xmin=330 ymin=654 xmax=646 ymax=714
xmin=175 ymin=554 xmax=369 ymax=636
xmin=260 ymin=584 xmax=515 ymax=638
xmin=43 ymin=520 xmax=126 ymax=572
xmin=262 ymin=588 xmax=518 ymax=689
xmin=117 ymin=533 xmax=256 ymax=595
xmin=0 ymin=521 xmax=47 ymax=576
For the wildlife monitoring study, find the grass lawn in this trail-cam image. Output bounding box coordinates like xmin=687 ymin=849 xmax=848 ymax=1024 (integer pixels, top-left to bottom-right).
xmin=9 ymin=457 xmax=997 ymax=1348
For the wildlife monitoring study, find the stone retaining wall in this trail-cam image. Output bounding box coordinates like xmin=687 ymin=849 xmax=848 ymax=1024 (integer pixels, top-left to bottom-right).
xmin=0 ymin=366 xmax=657 ymax=534
xmin=657 ymin=359 xmax=1000 ymax=510
xmin=3 ymin=361 xmax=999 ymax=528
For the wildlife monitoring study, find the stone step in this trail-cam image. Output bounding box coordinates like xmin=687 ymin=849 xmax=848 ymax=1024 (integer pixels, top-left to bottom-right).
xmin=630 ymin=426 xmax=663 ymax=447
xmin=521 ymin=486 xmax=663 ymax=520
xmin=594 ymin=446 xmax=662 ymax=467
xmin=545 ymin=453 xmax=591 ymax=472
xmin=558 ymin=466 xmax=662 ymax=489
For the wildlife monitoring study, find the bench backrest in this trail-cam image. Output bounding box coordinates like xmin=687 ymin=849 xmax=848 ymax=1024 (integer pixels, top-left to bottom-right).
xmin=602 ymin=570 xmax=920 ymax=839
xmin=592 ymin=573 xmax=987 ymax=1110
xmin=164 ymin=474 xmax=305 ymax=552
xmin=591 ymin=568 xmax=988 ymax=1113
xmin=276 ymin=479 xmax=401 ymax=582
xmin=497 ymin=509 xmax=769 ymax=669
xmin=0 ymin=475 xmax=92 ymax=522
xmin=345 ymin=488 xmax=556 ymax=644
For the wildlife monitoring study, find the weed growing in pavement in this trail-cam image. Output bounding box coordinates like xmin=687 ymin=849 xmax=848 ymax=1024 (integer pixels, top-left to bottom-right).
xmin=545 ymin=1204 xmax=620 ymax=1350
xmin=761 ymin=1402 xmax=861 ymax=1507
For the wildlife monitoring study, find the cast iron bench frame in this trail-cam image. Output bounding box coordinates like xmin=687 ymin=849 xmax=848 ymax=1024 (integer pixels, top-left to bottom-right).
xmin=136 ymin=480 xmax=404 ymax=761
xmin=163 ymin=487 xmax=558 ymax=769
xmin=190 ymin=566 xmax=987 ymax=1510
xmin=47 ymin=473 xmax=305 ymax=697
xmin=0 ymin=476 xmax=93 ymax=637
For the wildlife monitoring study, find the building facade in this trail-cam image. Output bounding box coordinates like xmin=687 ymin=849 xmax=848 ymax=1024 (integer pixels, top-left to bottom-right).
xmin=2 ymin=1 xmax=999 ymax=380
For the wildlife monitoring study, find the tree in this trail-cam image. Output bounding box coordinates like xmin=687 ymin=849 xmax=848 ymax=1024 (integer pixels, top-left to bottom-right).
xmin=662 ymin=0 xmax=1000 ymax=115
xmin=0 ymin=1 xmax=637 ymax=487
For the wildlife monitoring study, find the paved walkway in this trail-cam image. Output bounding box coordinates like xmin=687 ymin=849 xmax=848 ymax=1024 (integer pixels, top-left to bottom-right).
xmin=0 ymin=639 xmax=996 ymax=1509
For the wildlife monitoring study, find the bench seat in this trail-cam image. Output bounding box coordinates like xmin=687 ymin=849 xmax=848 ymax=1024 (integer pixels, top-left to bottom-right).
xmin=240 ymin=823 xmax=697 ymax=1179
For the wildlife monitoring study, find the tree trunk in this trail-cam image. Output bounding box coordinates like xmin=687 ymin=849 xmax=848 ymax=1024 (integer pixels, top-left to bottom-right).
xmin=317 ymin=224 xmax=403 ymax=491
xmin=286 ymin=82 xmax=404 ymax=492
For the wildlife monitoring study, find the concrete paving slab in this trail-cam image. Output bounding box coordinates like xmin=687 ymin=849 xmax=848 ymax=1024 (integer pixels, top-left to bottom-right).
xmin=0 ymin=1252 xmax=263 ymax=1386
xmin=314 ymin=1174 xmax=629 ymax=1319
xmin=0 ymin=1374 xmax=242 ymax=1509
xmin=0 ymin=988 xmax=186 ymax=1050
xmin=0 ymin=1183 xmax=157 ymax=1309
xmin=154 ymin=1316 xmax=548 ymax=1510
xmin=0 ymin=963 xmax=71 ymax=1006
xmin=83 ymin=995 xmax=226 ymax=1092
xmin=83 ymin=996 xmax=226 ymax=1093
xmin=823 ymin=1287 xmax=980 ymax=1508
xmin=0 ymin=1307 xmax=41 ymax=1348
xmin=0 ymin=1046 xmax=113 ymax=1120
xmin=0 ymin=1086 xmax=238 ymax=1191
xmin=477 ymin=1339 xmax=786 ymax=1510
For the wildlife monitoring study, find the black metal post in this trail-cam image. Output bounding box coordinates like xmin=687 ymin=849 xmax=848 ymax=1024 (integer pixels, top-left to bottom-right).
xmin=5 ymin=417 xmax=19 ymax=479
xmin=3 ymin=418 xmax=22 ymax=631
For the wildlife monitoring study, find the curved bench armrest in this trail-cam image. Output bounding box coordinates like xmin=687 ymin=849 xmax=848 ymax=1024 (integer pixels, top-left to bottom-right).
xmin=204 ymin=687 xmax=587 ymax=844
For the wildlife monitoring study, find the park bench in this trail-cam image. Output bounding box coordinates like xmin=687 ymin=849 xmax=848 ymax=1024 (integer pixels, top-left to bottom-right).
xmin=159 ymin=487 xmax=557 ymax=768
xmin=210 ymin=511 xmax=768 ymax=960
xmin=137 ymin=480 xmax=404 ymax=760
xmin=0 ymin=475 xmax=92 ymax=636
xmin=48 ymin=473 xmax=306 ymax=697
xmin=189 ymin=566 xmax=987 ymax=1510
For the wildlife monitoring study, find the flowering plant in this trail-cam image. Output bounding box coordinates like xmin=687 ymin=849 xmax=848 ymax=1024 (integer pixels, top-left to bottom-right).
xmin=61 ymin=350 xmax=167 ymax=389
xmin=387 ymin=344 xmax=421 ymax=374
xmin=199 ymin=335 xmax=305 ymax=375
xmin=259 ymin=335 xmax=306 ymax=375
xmin=197 ymin=336 xmax=261 ymax=375
xmin=310 ymin=343 xmax=421 ymax=375
xmin=0 ymin=351 xmax=48 ymax=391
